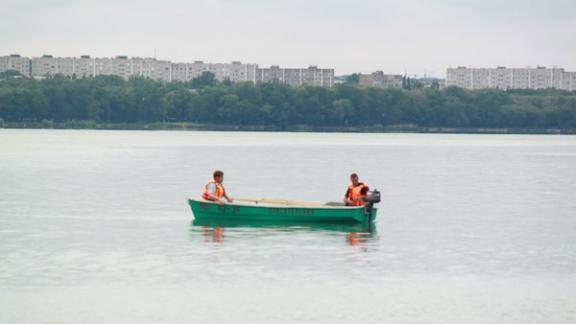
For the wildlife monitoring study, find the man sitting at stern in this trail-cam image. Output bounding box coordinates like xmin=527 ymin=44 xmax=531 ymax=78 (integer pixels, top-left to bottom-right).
xmin=344 ymin=173 xmax=369 ymax=206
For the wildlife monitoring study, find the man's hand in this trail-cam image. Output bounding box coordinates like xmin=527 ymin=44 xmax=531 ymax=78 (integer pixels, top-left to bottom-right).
xmin=227 ymin=197 xmax=233 ymax=203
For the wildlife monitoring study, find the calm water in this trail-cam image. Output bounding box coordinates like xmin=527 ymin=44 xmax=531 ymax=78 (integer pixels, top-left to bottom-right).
xmin=1 ymin=130 xmax=575 ymax=323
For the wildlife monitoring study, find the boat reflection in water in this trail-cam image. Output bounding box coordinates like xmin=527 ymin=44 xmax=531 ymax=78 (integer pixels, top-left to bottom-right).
xmin=191 ymin=218 xmax=378 ymax=246
xmin=188 ymin=196 xmax=381 ymax=247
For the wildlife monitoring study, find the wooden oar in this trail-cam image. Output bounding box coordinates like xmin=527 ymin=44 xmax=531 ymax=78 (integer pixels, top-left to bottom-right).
xmin=260 ymin=198 xmax=327 ymax=206
xmin=235 ymin=198 xmax=326 ymax=207
xmin=234 ymin=198 xmax=264 ymax=204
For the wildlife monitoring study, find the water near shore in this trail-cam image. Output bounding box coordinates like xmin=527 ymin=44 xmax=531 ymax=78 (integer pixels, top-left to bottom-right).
xmin=1 ymin=130 xmax=575 ymax=323
xmin=3 ymin=120 xmax=575 ymax=134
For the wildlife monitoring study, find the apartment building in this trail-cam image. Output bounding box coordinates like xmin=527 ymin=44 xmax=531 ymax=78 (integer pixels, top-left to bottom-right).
xmin=1 ymin=54 xmax=334 ymax=87
xmin=94 ymin=56 xmax=132 ymax=79
xmin=74 ymin=56 xmax=96 ymax=77
xmin=358 ymin=71 xmax=403 ymax=89
xmin=256 ymin=65 xmax=334 ymax=87
xmin=26 ymin=55 xmax=171 ymax=80
xmin=446 ymin=66 xmax=576 ymax=91
xmin=29 ymin=55 xmax=93 ymax=78
xmin=129 ymin=57 xmax=172 ymax=80
xmin=0 ymin=54 xmax=31 ymax=76
xmin=30 ymin=55 xmax=60 ymax=77
xmin=170 ymin=60 xmax=258 ymax=82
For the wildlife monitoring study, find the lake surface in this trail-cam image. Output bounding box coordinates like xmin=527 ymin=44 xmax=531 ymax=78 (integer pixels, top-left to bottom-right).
xmin=1 ymin=130 xmax=575 ymax=323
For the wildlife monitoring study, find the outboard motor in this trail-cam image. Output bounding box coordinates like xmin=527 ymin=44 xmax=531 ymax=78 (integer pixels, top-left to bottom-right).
xmin=365 ymin=190 xmax=381 ymax=204
xmin=364 ymin=189 xmax=381 ymax=220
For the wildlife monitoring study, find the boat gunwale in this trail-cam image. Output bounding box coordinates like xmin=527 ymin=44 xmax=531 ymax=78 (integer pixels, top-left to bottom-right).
xmin=188 ymin=198 xmax=366 ymax=210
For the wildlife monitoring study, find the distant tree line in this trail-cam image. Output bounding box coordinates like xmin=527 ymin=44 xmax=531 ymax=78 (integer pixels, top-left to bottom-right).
xmin=0 ymin=71 xmax=575 ymax=129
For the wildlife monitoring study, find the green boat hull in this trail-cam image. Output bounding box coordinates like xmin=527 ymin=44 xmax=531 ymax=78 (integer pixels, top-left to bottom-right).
xmin=188 ymin=199 xmax=377 ymax=224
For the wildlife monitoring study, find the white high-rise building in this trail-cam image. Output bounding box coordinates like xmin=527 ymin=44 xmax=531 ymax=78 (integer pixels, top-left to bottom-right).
xmin=30 ymin=55 xmax=60 ymax=77
xmin=74 ymin=56 xmax=97 ymax=77
xmin=94 ymin=56 xmax=132 ymax=80
xmin=27 ymin=55 xmax=173 ymax=80
xmin=30 ymin=55 xmax=96 ymax=78
xmin=171 ymin=61 xmax=257 ymax=83
xmin=0 ymin=54 xmax=30 ymax=76
xmin=1 ymin=54 xmax=335 ymax=87
xmin=128 ymin=57 xmax=172 ymax=81
xmin=447 ymin=66 xmax=576 ymax=91
xmin=256 ymin=65 xmax=334 ymax=87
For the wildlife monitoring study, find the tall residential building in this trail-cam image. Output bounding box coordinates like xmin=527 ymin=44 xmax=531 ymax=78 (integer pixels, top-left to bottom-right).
xmin=30 ymin=55 xmax=96 ymax=78
xmin=255 ymin=65 xmax=334 ymax=87
xmin=171 ymin=61 xmax=257 ymax=83
xmin=126 ymin=57 xmax=172 ymax=80
xmin=1 ymin=54 xmax=334 ymax=87
xmin=0 ymin=54 xmax=31 ymax=76
xmin=30 ymin=55 xmax=60 ymax=77
xmin=358 ymin=71 xmax=403 ymax=89
xmin=75 ymin=56 xmax=97 ymax=77
xmin=28 ymin=55 xmax=173 ymax=81
xmin=446 ymin=66 xmax=576 ymax=91
xmin=95 ymin=56 xmax=132 ymax=79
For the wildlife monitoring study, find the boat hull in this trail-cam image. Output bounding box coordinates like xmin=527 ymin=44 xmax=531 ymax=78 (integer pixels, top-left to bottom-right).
xmin=188 ymin=199 xmax=377 ymax=224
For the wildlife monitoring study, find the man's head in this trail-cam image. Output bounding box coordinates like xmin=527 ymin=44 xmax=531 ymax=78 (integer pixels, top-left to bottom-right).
xmin=213 ymin=170 xmax=224 ymax=183
xmin=350 ymin=173 xmax=359 ymax=185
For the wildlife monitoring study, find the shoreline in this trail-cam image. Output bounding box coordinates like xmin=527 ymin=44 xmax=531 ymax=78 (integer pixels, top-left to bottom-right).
xmin=1 ymin=121 xmax=574 ymax=135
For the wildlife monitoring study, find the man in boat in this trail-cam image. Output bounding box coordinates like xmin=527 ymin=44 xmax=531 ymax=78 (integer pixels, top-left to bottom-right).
xmin=344 ymin=173 xmax=369 ymax=206
xmin=202 ymin=170 xmax=233 ymax=205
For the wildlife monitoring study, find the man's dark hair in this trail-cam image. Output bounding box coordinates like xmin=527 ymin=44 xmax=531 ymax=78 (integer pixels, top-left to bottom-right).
xmin=350 ymin=173 xmax=358 ymax=179
xmin=213 ymin=170 xmax=224 ymax=178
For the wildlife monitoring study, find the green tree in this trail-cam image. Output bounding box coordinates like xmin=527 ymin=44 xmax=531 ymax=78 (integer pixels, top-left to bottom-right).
xmin=332 ymin=99 xmax=354 ymax=125
xmin=0 ymin=70 xmax=24 ymax=79
xmin=191 ymin=72 xmax=217 ymax=89
xmin=344 ymin=74 xmax=360 ymax=85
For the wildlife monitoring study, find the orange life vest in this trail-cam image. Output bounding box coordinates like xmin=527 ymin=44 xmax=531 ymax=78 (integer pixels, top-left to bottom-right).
xmin=348 ymin=182 xmax=368 ymax=206
xmin=202 ymin=180 xmax=225 ymax=200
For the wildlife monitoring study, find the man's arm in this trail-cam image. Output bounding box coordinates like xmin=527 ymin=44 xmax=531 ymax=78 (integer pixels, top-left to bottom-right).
xmin=344 ymin=188 xmax=353 ymax=205
xmin=222 ymin=190 xmax=233 ymax=203
xmin=205 ymin=193 xmax=224 ymax=205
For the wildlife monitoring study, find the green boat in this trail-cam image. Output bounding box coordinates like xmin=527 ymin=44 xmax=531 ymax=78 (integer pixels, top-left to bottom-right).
xmin=188 ymin=195 xmax=379 ymax=225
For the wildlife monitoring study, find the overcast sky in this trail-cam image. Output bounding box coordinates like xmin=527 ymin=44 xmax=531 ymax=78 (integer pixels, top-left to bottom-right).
xmin=1 ymin=0 xmax=575 ymax=77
